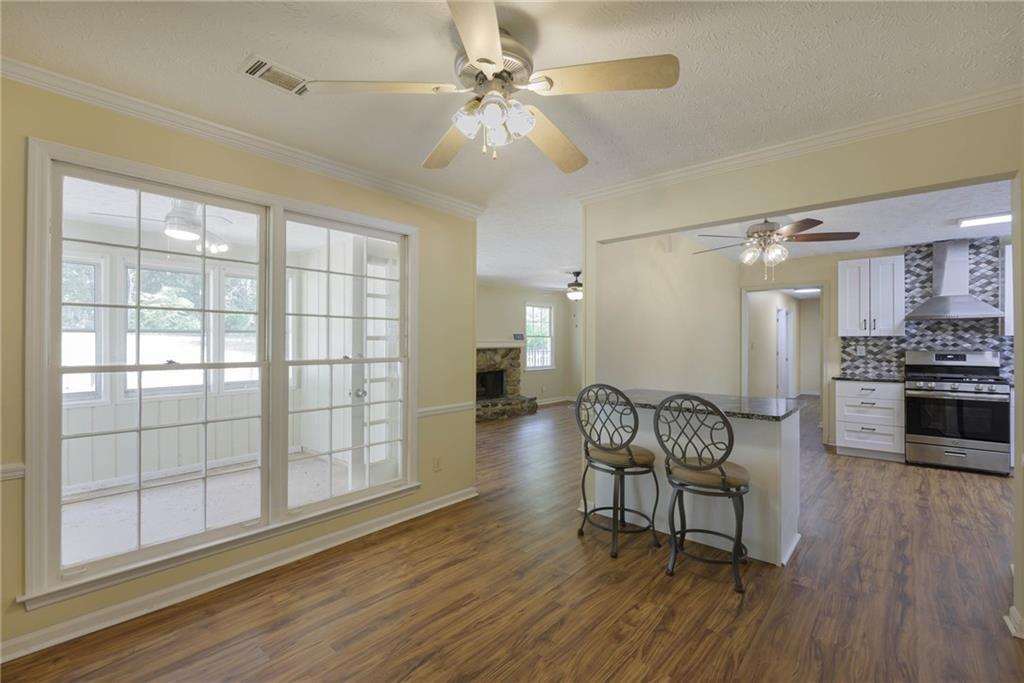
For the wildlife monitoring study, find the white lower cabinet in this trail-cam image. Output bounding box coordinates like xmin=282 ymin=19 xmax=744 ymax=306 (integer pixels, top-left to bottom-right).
xmin=834 ymin=380 xmax=905 ymax=461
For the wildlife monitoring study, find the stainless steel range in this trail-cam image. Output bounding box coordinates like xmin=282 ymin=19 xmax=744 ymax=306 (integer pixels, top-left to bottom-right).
xmin=904 ymin=351 xmax=1011 ymax=475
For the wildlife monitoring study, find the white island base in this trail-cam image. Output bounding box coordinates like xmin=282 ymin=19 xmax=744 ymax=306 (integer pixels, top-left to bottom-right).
xmin=593 ymin=392 xmax=802 ymax=566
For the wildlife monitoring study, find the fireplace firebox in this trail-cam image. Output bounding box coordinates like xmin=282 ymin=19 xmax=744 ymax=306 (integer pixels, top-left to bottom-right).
xmin=476 ymin=370 xmax=505 ymax=400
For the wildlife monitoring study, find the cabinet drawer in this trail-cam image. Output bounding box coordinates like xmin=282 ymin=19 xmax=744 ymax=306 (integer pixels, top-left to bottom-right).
xmin=835 ymin=396 xmax=904 ymax=426
xmin=836 ymin=421 xmax=904 ymax=454
xmin=835 ymin=381 xmax=904 ymax=401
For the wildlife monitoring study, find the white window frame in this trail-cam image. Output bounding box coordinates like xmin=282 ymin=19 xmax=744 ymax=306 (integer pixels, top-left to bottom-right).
xmin=22 ymin=139 xmax=419 ymax=608
xmin=524 ymin=303 xmax=555 ymax=371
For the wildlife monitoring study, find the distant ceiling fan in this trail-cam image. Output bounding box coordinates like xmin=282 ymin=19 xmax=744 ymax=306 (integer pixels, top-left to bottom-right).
xmin=301 ymin=1 xmax=679 ymax=173
xmin=693 ymin=218 xmax=860 ymax=279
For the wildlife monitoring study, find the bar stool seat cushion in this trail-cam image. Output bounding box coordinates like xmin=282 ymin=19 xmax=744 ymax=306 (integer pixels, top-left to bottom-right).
xmin=669 ymin=461 xmax=749 ymax=489
xmin=588 ymin=445 xmax=656 ymax=468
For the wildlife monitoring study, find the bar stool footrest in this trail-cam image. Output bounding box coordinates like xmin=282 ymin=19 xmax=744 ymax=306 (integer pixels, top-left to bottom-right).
xmin=585 ymin=506 xmax=654 ymax=534
xmin=675 ymin=528 xmax=749 ymax=565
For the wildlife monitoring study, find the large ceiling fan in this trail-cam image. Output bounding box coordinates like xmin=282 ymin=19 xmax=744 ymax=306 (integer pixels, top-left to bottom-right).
xmin=693 ymin=218 xmax=860 ymax=278
xmin=301 ymin=1 xmax=679 ymax=173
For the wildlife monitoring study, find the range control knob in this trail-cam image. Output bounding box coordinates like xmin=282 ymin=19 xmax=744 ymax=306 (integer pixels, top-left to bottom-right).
xmin=927 ymin=382 xmax=935 ymax=389
xmin=916 ymin=381 xmax=924 ymax=388
xmin=975 ymin=384 xmax=984 ymax=392
xmin=988 ymin=385 xmax=998 ymax=392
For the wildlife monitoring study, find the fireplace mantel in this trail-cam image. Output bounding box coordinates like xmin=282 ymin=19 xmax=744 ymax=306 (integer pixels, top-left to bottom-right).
xmin=476 ymin=339 xmax=526 ymax=349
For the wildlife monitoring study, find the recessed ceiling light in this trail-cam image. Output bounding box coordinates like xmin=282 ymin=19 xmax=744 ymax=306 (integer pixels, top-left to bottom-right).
xmin=958 ymin=213 xmax=1011 ymax=228
xmin=792 ymin=288 xmax=820 ymax=295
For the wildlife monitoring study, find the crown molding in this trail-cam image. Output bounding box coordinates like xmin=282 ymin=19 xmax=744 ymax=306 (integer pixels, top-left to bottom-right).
xmin=1 ymin=59 xmax=484 ymax=220
xmin=577 ymin=85 xmax=1024 ymax=205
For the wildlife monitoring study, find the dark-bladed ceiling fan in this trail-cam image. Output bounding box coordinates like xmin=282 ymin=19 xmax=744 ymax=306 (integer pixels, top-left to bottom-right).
xmin=693 ymin=218 xmax=860 ymax=278
xmin=300 ymin=1 xmax=680 ymax=173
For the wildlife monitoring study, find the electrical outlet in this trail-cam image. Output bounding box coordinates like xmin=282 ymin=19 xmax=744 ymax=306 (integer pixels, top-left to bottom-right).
xmin=431 ymin=457 xmax=442 ymax=472
xmin=856 ymin=345 xmax=866 ymax=357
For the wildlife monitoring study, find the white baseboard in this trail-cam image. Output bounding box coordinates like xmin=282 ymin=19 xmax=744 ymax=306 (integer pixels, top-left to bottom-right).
xmin=0 ymin=486 xmax=478 ymax=663
xmin=1005 ymin=605 xmax=1024 ymax=639
xmin=537 ymin=396 xmax=574 ymax=406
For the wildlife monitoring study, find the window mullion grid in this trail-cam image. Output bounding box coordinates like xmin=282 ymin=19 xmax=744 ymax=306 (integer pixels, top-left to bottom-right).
xmin=201 ymin=203 xmax=209 ymax=534
xmin=134 ymin=189 xmax=143 ymax=554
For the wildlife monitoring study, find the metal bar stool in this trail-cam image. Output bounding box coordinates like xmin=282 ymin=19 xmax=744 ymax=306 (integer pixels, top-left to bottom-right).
xmin=653 ymin=394 xmax=750 ymax=593
xmin=575 ymin=384 xmax=660 ymax=558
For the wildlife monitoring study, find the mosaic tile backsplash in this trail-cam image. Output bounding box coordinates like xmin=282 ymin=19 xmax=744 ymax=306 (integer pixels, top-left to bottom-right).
xmin=839 ymin=238 xmax=1014 ymax=381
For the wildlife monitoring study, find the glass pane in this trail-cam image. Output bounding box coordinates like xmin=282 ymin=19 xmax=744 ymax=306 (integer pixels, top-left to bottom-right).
xmin=141 ymin=193 xmax=203 ymax=255
xmin=364 ymin=319 xmax=400 ymax=359
xmin=367 ymin=402 xmax=403 ymax=444
xmin=366 ymin=362 xmax=402 ymax=403
xmin=368 ymin=441 xmax=402 ymax=487
xmin=209 ymin=369 xmax=261 ymax=419
xmin=331 ymin=364 xmax=354 ymax=406
xmin=331 ymin=407 xmax=355 ymax=451
xmin=212 ymin=262 xmax=259 ymax=312
xmin=138 ymin=252 xmax=202 ymax=309
xmin=141 ymin=424 xmax=204 ymax=486
xmin=366 ymin=238 xmax=401 ymax=279
xmin=331 ymin=450 xmax=368 ymax=496
xmin=62 ymin=432 xmax=138 ymax=499
xmin=328 ymin=229 xmax=362 ymax=275
xmin=61 ymin=258 xmax=97 ymax=304
xmin=365 ymin=278 xmax=400 ymax=319
xmin=206 ymin=205 xmax=260 ymax=262
xmin=328 ymin=274 xmax=358 ymax=317
xmin=63 ymin=242 xmax=138 ymax=306
xmin=62 ymin=492 xmax=139 ymax=566
xmin=329 ymin=318 xmax=355 ymax=359
xmin=63 ymin=371 xmax=138 ymax=436
xmin=289 ymin=365 xmax=330 ymax=412
xmin=62 ymin=176 xmax=138 ymax=247
xmin=138 ymin=310 xmax=202 ymax=365
xmin=63 ymin=306 xmax=130 ymax=367
xmin=209 ymin=313 xmax=258 ymax=364
xmin=288 ymin=410 xmax=329 ymax=457
xmin=286 ymin=221 xmax=328 ymax=270
xmin=138 ymin=370 xmax=205 ymax=427
xmin=207 ymin=469 xmax=260 ymax=529
xmin=288 ymin=454 xmax=330 ymax=508
xmin=286 ymin=316 xmax=328 ymax=361
xmin=207 ymin=418 xmax=260 ymax=471
xmin=287 ymin=269 xmax=326 ymax=315
xmin=141 ymin=479 xmax=204 ymax=546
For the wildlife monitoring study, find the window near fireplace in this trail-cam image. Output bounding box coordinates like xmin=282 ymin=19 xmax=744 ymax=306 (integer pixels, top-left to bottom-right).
xmin=525 ymin=304 xmax=553 ymax=370
xmin=477 ymin=370 xmax=504 ymax=400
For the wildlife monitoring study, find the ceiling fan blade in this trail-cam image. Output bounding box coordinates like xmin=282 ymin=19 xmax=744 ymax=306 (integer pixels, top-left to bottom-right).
xmin=422 ymin=126 xmax=469 ymax=169
xmin=447 ymin=1 xmax=503 ymax=78
xmin=696 ymin=234 xmax=746 ymax=239
xmin=692 ymin=243 xmax=749 ymax=255
xmin=776 ymin=218 xmax=823 ymax=237
xmin=304 ymin=81 xmax=463 ymax=95
xmin=787 ymin=232 xmax=861 ymax=242
xmin=530 ymin=54 xmax=679 ymax=96
xmin=524 ymin=106 xmax=588 ymax=173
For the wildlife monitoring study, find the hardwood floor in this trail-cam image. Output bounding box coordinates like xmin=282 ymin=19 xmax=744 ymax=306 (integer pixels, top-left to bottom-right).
xmin=5 ymin=399 xmax=1024 ymax=681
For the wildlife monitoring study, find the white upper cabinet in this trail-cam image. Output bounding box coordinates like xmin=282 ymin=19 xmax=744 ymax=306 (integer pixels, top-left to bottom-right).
xmin=1003 ymin=243 xmax=1014 ymax=337
xmin=837 ymin=255 xmax=905 ymax=337
xmin=837 ymin=258 xmax=871 ymax=336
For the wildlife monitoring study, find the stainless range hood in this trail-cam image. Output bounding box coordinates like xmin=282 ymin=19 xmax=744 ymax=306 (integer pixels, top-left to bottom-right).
xmin=905 ymin=240 xmax=1003 ymax=320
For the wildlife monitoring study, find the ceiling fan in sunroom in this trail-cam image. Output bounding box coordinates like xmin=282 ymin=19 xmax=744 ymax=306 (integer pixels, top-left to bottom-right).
xmin=297 ymin=1 xmax=679 ymax=173
xmin=693 ymin=218 xmax=860 ymax=279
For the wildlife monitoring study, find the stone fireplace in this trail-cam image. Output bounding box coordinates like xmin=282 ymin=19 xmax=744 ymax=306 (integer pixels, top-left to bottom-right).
xmin=476 ymin=344 xmax=538 ymax=422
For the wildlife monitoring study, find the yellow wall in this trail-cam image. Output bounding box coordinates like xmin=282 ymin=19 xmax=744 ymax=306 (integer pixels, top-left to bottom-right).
xmin=476 ymin=281 xmax=581 ymax=401
xmin=593 ymin=233 xmax=741 ymax=394
xmin=798 ymin=298 xmax=822 ymax=396
xmin=746 ymin=290 xmax=799 ymax=399
xmin=582 ymin=101 xmax=1023 ymax=624
xmin=0 ymin=79 xmax=477 ymax=642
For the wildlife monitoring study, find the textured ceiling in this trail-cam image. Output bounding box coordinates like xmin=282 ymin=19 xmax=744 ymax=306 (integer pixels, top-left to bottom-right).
xmin=2 ymin=2 xmax=1022 ymax=288
xmin=688 ymin=180 xmax=1013 ymax=260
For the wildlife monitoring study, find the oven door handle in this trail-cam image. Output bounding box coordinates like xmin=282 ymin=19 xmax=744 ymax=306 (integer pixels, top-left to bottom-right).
xmin=904 ymin=390 xmax=1010 ymax=402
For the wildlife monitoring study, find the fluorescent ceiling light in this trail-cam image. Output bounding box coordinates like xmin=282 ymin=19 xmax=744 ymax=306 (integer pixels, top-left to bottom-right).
xmin=958 ymin=213 xmax=1011 ymax=228
xmin=792 ymin=288 xmax=820 ymax=294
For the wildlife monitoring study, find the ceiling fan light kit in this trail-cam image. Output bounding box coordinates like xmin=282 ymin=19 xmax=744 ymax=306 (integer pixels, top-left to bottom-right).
xmin=566 ymin=270 xmax=583 ymax=301
xmin=296 ymin=0 xmax=679 ymax=173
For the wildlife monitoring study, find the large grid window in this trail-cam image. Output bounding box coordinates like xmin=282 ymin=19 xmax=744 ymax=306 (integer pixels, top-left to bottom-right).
xmin=285 ymin=215 xmax=405 ymax=511
xmin=29 ymin=151 xmax=414 ymax=597
xmin=525 ymin=304 xmax=554 ymax=370
xmin=58 ymin=169 xmax=264 ymax=569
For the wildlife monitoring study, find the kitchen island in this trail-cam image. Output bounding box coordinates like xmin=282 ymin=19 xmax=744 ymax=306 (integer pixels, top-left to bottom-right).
xmin=592 ymin=389 xmax=803 ymax=565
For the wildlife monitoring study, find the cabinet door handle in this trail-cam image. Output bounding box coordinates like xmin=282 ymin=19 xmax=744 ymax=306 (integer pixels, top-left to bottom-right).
xmin=872 ymin=318 xmax=877 ymax=330
xmin=859 ymin=401 xmax=876 ymax=406
xmin=860 ymin=388 xmax=876 ymax=392
xmin=860 ymin=426 xmax=876 ymax=432
xmin=862 ymin=318 xmax=867 ymax=330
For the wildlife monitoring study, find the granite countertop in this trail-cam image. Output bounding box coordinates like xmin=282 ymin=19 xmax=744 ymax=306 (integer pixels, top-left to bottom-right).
xmin=625 ymin=389 xmax=803 ymax=422
xmin=832 ymin=375 xmax=905 ymax=383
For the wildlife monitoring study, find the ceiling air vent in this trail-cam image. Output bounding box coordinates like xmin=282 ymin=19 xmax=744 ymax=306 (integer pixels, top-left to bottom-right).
xmin=241 ymin=55 xmax=308 ymax=96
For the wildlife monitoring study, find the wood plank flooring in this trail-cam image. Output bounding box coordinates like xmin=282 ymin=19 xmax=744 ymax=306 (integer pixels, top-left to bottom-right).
xmin=5 ymin=399 xmax=1024 ymax=681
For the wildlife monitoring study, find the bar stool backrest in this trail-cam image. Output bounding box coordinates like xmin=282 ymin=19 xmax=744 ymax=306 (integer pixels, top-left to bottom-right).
xmin=575 ymin=384 xmax=639 ymax=453
xmin=653 ymin=394 xmax=734 ymax=473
